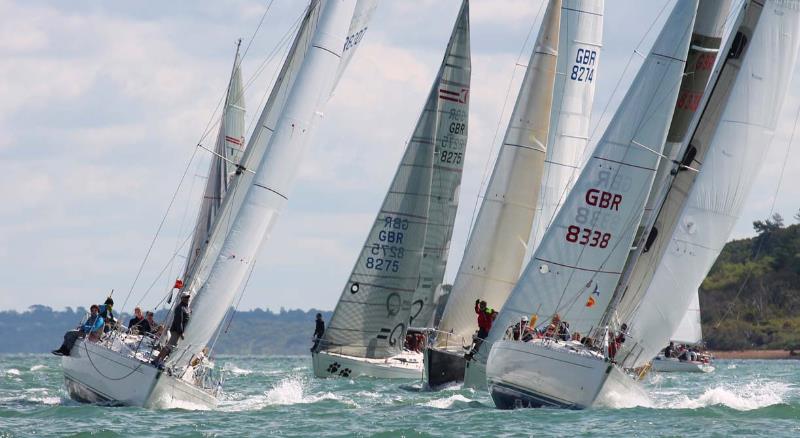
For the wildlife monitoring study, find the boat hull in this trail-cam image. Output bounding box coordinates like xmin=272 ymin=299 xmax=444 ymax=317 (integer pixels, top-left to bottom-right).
xmin=423 ymin=347 xmax=466 ymax=389
xmin=651 ymin=357 xmax=714 ymax=373
xmin=486 ymin=340 xmax=611 ymax=410
xmin=62 ymin=339 xmax=217 ymax=409
xmin=463 ymin=356 xmax=487 ymax=390
xmin=312 ymin=350 xmax=423 ymax=379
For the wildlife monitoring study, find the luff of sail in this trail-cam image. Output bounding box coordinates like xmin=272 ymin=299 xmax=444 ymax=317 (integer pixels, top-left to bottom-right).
xmin=529 ymin=0 xmax=604 ymax=252
xmin=435 ymin=0 xmax=562 ymax=348
xmin=671 ymin=289 xmax=703 ymax=345
xmin=480 ymin=0 xmax=697 ymax=357
xmin=624 ymin=0 xmax=800 ymax=368
xmin=184 ymin=47 xmax=246 ymax=278
xmin=172 ymin=0 xmax=374 ymax=366
xmin=321 ymin=1 xmax=471 ymax=359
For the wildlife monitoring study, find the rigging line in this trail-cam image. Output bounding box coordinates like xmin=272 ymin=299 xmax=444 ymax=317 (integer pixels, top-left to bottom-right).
xmin=211 ymin=259 xmax=258 ymax=356
xmin=122 ymin=147 xmax=199 ymax=315
xmin=713 ymin=97 xmax=800 ymax=329
xmin=196 ymin=143 xmax=256 ymax=174
xmin=135 ymin=230 xmax=195 ymax=309
xmin=465 ymin=0 xmax=546 ymax=238
xmin=240 ymin=0 xmax=277 ymax=62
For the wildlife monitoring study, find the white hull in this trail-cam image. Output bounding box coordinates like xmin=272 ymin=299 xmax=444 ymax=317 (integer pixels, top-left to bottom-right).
xmin=486 ymin=339 xmax=615 ymax=409
xmin=462 ymin=356 xmax=486 ymax=390
xmin=62 ymin=339 xmax=217 ymax=409
xmin=312 ymin=350 xmax=423 ymax=380
xmin=651 ymin=357 xmax=714 ymax=373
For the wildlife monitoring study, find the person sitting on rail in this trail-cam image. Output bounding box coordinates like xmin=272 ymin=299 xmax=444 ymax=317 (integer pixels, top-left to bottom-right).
xmin=51 ymin=304 xmax=105 ymax=356
xmin=128 ymin=307 xmax=148 ymax=334
xmin=98 ymin=297 xmax=116 ymax=333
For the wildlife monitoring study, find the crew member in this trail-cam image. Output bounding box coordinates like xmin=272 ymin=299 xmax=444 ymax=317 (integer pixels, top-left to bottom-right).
xmin=52 ymin=304 xmax=104 ymax=356
xmin=312 ymin=313 xmax=325 ymax=352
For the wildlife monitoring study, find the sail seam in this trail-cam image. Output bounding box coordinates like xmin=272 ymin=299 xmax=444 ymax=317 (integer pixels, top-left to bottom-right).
xmin=311 ymin=44 xmax=342 ymax=59
xmin=252 ymin=183 xmax=288 ymax=199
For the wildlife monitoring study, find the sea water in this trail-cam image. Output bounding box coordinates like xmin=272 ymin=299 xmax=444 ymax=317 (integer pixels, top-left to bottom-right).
xmin=0 ymin=355 xmax=797 ymax=437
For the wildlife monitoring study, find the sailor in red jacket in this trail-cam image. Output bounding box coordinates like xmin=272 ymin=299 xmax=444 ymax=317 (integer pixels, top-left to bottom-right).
xmin=475 ymin=299 xmax=497 ymax=340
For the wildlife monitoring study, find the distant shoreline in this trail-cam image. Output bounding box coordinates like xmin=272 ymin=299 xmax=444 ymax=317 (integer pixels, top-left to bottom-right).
xmin=710 ymin=349 xmax=800 ymax=360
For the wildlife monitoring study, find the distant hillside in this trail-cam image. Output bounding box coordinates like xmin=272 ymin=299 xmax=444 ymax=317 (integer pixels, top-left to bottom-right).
xmin=0 ymin=306 xmax=330 ymax=355
xmin=701 ymin=217 xmax=800 ymax=350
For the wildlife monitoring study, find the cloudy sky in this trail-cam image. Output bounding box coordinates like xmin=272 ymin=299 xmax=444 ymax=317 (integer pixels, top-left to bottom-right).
xmin=2 ymin=0 xmax=799 ymax=313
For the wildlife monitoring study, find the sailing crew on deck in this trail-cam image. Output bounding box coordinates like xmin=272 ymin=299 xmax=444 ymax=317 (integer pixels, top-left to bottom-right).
xmin=607 ymin=323 xmax=628 ymax=361
xmin=128 ymin=307 xmax=147 ymax=334
xmin=312 ymin=313 xmax=325 ymax=352
xmin=145 ymin=311 xmax=161 ymax=336
xmin=98 ymin=297 xmax=116 ymax=333
xmin=51 ymin=304 xmax=104 ymax=356
xmin=155 ymin=292 xmax=191 ymax=363
xmin=474 ymin=299 xmax=497 ymax=340
xmin=664 ymin=341 xmax=675 ymax=358
xmin=557 ymin=320 xmax=571 ymax=341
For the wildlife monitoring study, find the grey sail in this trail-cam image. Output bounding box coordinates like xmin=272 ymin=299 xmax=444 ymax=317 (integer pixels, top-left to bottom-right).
xmin=322 ymin=1 xmax=471 ymax=359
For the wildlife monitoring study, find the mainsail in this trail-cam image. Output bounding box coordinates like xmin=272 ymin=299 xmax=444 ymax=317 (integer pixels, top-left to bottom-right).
xmin=184 ymin=47 xmax=246 ymax=277
xmin=623 ymin=0 xmax=800 ymax=367
xmin=435 ymin=0 xmax=565 ymax=346
xmin=671 ymin=289 xmax=703 ymax=345
xmin=321 ymin=1 xmax=471 ymax=359
xmin=481 ymin=0 xmax=697 ymax=355
xmin=172 ymin=0 xmax=376 ymax=366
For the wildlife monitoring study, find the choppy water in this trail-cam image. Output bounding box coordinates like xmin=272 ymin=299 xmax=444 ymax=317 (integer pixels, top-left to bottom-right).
xmin=1 ymin=355 xmax=798 ymax=437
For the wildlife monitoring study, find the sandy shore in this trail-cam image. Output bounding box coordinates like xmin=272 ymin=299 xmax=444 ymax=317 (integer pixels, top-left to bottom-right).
xmin=710 ymin=349 xmax=800 ymax=360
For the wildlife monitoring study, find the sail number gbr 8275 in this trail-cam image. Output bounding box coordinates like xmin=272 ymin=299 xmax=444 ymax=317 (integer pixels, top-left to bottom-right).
xmin=365 ymin=216 xmax=407 ymax=272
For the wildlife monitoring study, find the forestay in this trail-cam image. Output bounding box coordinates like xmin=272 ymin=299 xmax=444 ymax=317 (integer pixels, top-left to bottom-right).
xmin=322 ymin=1 xmax=471 ymax=359
xmin=671 ymin=289 xmax=703 ymax=345
xmin=481 ymin=0 xmax=697 ymax=357
xmin=173 ymin=0 xmax=375 ymax=366
xmin=435 ymin=0 xmax=563 ymax=347
xmin=529 ymin=0 xmax=604 ymax=251
xmin=184 ymin=48 xmax=246 ymax=277
xmin=624 ymin=0 xmax=800 ymax=367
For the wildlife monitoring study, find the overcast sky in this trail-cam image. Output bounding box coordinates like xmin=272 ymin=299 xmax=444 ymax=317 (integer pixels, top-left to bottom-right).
xmin=2 ymin=0 xmax=799 ymax=313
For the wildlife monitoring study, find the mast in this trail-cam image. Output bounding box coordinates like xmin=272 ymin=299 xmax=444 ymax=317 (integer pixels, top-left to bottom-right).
xmin=321 ymin=0 xmax=471 ymax=359
xmin=478 ymin=0 xmax=698 ymax=362
xmin=434 ymin=0 xmax=565 ymax=346
xmin=170 ymin=0 xmax=375 ymax=366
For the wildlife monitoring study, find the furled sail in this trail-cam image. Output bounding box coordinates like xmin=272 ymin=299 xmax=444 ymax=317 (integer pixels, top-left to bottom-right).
xmin=435 ymin=0 xmax=564 ymax=347
xmin=529 ymin=0 xmax=604 ymax=251
xmin=623 ymin=0 xmax=800 ymax=367
xmin=671 ymin=289 xmax=703 ymax=345
xmin=481 ymin=0 xmax=697 ymax=357
xmin=322 ymin=0 xmax=471 ymax=359
xmin=184 ymin=47 xmax=246 ymax=277
xmin=172 ymin=0 xmax=375 ymax=365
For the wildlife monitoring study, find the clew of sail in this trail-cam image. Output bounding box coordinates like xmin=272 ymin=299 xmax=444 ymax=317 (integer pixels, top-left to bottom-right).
xmin=184 ymin=48 xmax=247 ymax=277
xmin=173 ymin=0 xmax=373 ymax=366
xmin=322 ymin=0 xmax=471 ymax=359
xmin=435 ymin=0 xmax=564 ymax=348
xmin=529 ymin=0 xmax=604 ymax=253
xmin=623 ymin=0 xmax=800 ymax=368
xmin=479 ymin=0 xmax=698 ymax=361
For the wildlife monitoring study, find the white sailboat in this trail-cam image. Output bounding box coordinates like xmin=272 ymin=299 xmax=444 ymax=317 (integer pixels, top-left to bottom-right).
xmin=60 ymin=0 xmax=376 ymax=408
xmin=426 ymin=0 xmax=604 ymax=390
xmin=619 ymin=0 xmax=800 ymax=372
xmin=484 ymin=0 xmax=697 ymax=409
xmin=313 ymin=0 xmax=471 ymax=380
xmin=651 ymin=289 xmax=715 ymax=373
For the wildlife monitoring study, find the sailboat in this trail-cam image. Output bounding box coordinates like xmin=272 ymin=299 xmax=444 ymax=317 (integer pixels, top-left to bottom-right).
xmin=424 ymin=0 xmax=604 ymax=390
xmin=618 ymin=0 xmax=800 ymax=373
xmin=59 ymin=0 xmax=376 ymax=408
xmin=313 ymin=0 xmax=471 ymax=380
xmin=483 ymin=0 xmax=698 ymax=409
xmin=651 ymin=289 xmax=715 ymax=373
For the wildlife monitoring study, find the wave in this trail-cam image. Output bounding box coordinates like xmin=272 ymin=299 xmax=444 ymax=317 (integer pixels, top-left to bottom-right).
xmin=221 ymin=376 xmax=356 ymax=411
xmin=223 ymin=364 xmax=253 ymax=376
xmin=5 ymin=368 xmax=21 ymax=376
xmin=420 ymin=394 xmax=473 ymax=409
xmin=30 ymin=364 xmax=47 ymax=371
xmin=656 ymin=380 xmax=792 ymax=411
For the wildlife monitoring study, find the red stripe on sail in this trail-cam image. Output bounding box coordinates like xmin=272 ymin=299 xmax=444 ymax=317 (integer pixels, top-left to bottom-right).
xmin=225 ymin=136 xmax=243 ymax=145
xmin=438 ymin=88 xmax=469 ymax=104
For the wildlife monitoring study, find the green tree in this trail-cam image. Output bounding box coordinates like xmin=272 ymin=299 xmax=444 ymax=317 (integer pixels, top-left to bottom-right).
xmin=753 ymin=212 xmax=784 ymax=234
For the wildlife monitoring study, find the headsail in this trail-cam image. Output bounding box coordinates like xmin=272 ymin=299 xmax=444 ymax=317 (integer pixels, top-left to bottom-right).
xmin=322 ymin=1 xmax=471 ymax=358
xmin=671 ymin=289 xmax=703 ymax=345
xmin=184 ymin=46 xmax=246 ymax=277
xmin=435 ymin=0 xmax=565 ymax=346
xmin=624 ymin=0 xmax=800 ymax=367
xmin=481 ymin=0 xmax=697 ymax=356
xmin=172 ymin=0 xmax=375 ymax=366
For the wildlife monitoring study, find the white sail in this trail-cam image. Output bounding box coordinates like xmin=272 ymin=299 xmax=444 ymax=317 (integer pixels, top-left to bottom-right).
xmin=671 ymin=289 xmax=703 ymax=345
xmin=624 ymin=0 xmax=800 ymax=367
xmin=184 ymin=48 xmax=246 ymax=276
xmin=173 ymin=0 xmax=374 ymax=365
xmin=529 ymin=0 xmax=604 ymax=251
xmin=482 ymin=0 xmax=697 ymax=354
xmin=321 ymin=1 xmax=471 ymax=359
xmin=435 ymin=0 xmax=563 ymax=347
